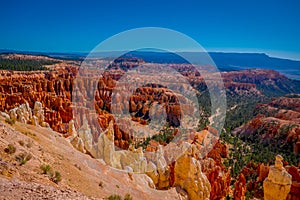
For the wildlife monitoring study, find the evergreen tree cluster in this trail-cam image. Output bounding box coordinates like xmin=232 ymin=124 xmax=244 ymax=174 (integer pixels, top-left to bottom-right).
xmin=0 ymin=57 xmax=59 ymax=71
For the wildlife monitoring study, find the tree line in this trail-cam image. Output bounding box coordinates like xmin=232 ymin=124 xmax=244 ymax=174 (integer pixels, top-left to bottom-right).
xmin=0 ymin=57 xmax=59 ymax=71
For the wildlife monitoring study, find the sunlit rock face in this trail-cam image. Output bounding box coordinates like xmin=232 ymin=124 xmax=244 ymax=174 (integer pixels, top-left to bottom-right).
xmin=9 ymin=101 xmax=32 ymax=123
xmin=0 ymin=68 xmax=76 ymax=133
xmin=287 ymin=166 xmax=300 ymax=200
xmin=173 ymin=145 xmax=211 ymax=200
xmin=263 ymin=155 xmax=292 ymax=200
xmin=145 ymin=145 xmax=170 ymax=189
xmin=92 ymin=72 xmax=197 ymax=149
xmin=233 ymin=173 xmax=246 ymax=200
xmin=7 ymin=101 xmax=50 ymax=128
xmin=69 ymin=118 xmax=215 ymax=199
xmin=257 ymin=163 xmax=270 ymax=182
xmin=201 ymin=157 xmax=230 ymax=200
xmin=70 ymin=120 xmax=149 ymax=173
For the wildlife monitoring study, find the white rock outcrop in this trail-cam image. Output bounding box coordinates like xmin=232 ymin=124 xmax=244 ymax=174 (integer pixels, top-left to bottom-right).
xmin=6 ymin=101 xmax=50 ymax=128
xmin=9 ymin=101 xmax=32 ymax=124
xmin=70 ymin=120 xmax=148 ymax=173
xmin=69 ymin=118 xmax=212 ymax=199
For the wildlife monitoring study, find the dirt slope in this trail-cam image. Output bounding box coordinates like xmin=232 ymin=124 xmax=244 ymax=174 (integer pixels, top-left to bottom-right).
xmin=0 ymin=116 xmax=179 ymax=200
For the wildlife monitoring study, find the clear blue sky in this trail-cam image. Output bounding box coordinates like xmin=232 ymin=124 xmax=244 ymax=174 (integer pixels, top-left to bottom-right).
xmin=1 ymin=0 xmax=300 ymax=60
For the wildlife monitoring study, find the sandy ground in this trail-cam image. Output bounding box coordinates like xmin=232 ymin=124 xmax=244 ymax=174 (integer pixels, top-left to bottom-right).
xmin=0 ymin=116 xmax=180 ymax=199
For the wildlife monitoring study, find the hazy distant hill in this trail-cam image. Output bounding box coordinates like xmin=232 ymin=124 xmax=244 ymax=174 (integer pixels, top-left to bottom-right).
xmin=1 ymin=49 xmax=299 ymax=79
xmin=209 ymin=52 xmax=300 ymax=80
xmin=90 ymin=51 xmax=300 ymax=79
xmin=118 ymin=51 xmax=300 ymax=79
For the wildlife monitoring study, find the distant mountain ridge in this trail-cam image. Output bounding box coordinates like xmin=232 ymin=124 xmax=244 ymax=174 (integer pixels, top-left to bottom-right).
xmin=208 ymin=52 xmax=300 ymax=80
xmin=1 ymin=49 xmax=299 ymax=79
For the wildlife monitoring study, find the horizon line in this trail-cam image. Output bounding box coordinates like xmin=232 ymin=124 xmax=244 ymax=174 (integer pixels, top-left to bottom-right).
xmin=1 ymin=48 xmax=300 ymax=61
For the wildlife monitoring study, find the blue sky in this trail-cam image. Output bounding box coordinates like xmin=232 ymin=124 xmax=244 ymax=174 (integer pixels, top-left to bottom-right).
xmin=1 ymin=0 xmax=300 ymax=60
